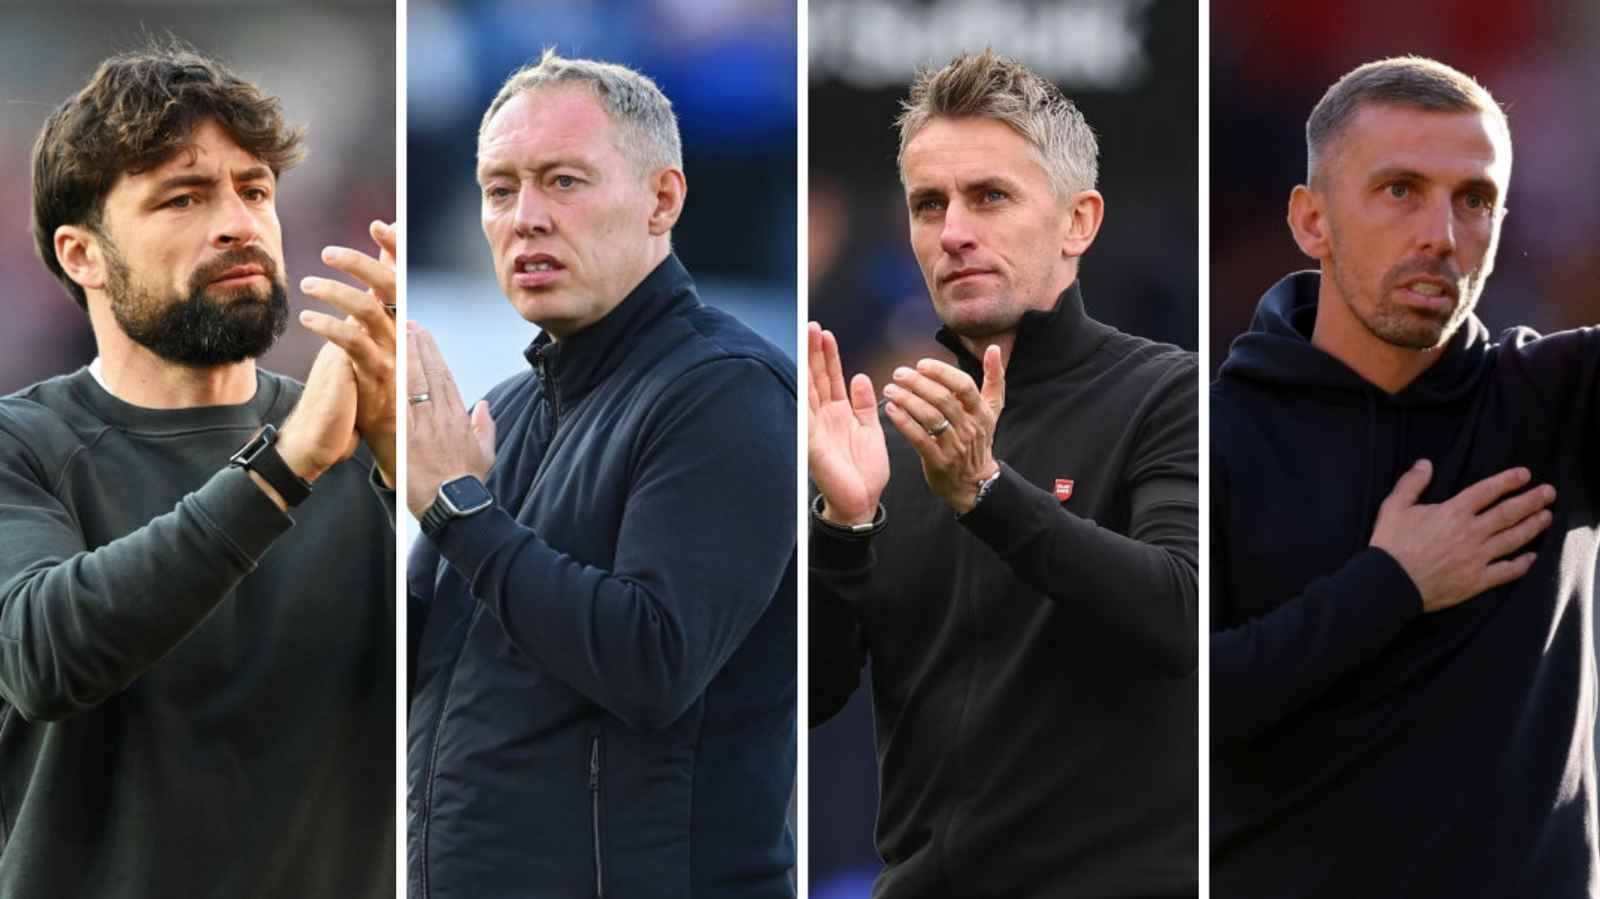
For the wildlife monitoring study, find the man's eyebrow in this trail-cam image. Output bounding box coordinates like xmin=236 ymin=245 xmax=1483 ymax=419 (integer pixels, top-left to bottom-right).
xmin=149 ymin=166 xmax=273 ymax=194
xmin=966 ymin=175 xmax=1021 ymax=196
xmin=151 ymin=173 xmax=220 ymax=193
xmin=1367 ymin=166 xmax=1501 ymax=197
xmin=477 ymin=155 xmax=599 ymax=184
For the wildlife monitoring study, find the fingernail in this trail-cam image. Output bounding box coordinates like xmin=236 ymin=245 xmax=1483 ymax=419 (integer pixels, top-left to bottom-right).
xmin=893 ymin=367 xmax=913 ymax=380
xmin=321 ymin=247 xmax=341 ymax=263
xmin=300 ymin=276 xmax=320 ymax=292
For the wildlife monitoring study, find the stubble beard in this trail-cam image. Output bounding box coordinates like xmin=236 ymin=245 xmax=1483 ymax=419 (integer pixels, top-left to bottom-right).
xmin=105 ymin=241 xmax=290 ymax=367
xmin=1328 ymin=225 xmax=1487 ymax=353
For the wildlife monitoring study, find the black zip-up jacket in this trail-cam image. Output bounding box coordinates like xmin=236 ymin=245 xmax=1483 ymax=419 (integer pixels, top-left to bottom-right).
xmin=407 ymin=255 xmax=798 ymax=898
xmin=1212 ymin=271 xmax=1600 ymax=896
xmin=811 ymin=283 xmax=1199 ymax=898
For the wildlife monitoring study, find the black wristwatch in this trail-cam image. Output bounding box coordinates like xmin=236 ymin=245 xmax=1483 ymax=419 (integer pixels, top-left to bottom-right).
xmin=230 ymin=423 xmax=312 ymax=507
xmin=421 ymin=475 xmax=495 ymax=536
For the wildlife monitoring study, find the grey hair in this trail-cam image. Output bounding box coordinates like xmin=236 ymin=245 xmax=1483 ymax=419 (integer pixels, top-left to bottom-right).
xmin=1307 ymin=55 xmax=1509 ymax=185
xmin=896 ymin=48 xmax=1097 ymax=200
xmin=479 ymin=48 xmax=682 ymax=176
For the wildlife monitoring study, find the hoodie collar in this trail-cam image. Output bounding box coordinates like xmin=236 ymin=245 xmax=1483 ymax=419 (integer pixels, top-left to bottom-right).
xmin=934 ymin=282 xmax=1113 ymax=385
xmin=1220 ymin=270 xmax=1492 ymax=405
xmin=521 ymin=253 xmax=700 ymax=403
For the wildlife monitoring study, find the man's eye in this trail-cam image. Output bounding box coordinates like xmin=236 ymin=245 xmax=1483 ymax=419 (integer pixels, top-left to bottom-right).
xmin=1386 ymin=183 xmax=1408 ymax=199
xmin=167 ymin=195 xmax=193 ymax=209
xmin=554 ymin=175 xmax=577 ymax=189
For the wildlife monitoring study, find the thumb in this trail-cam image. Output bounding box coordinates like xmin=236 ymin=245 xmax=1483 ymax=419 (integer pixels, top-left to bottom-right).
xmin=1385 ymin=459 xmax=1434 ymax=509
xmin=849 ymin=373 xmax=881 ymax=431
xmin=980 ymin=344 xmax=1006 ymax=414
xmin=470 ymin=400 xmax=497 ymax=461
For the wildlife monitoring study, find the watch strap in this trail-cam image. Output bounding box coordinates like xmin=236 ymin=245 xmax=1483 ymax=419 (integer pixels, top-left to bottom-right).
xmin=230 ymin=424 xmax=312 ymax=507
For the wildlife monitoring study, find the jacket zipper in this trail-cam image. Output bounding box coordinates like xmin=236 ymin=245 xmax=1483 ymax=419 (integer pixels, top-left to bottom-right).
xmin=590 ymin=735 xmax=605 ymax=897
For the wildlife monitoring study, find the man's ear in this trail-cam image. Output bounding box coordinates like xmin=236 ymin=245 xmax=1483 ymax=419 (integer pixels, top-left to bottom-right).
xmin=646 ymin=167 xmax=686 ymax=237
xmin=55 ymin=225 xmax=107 ymax=292
xmin=1060 ymin=189 xmax=1104 ymax=259
xmin=1287 ymin=184 xmax=1332 ymax=262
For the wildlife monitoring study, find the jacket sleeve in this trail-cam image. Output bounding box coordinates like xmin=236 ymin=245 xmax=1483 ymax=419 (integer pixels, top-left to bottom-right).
xmin=953 ymin=361 xmax=1199 ymax=677
xmin=0 ymin=421 xmax=293 ymax=721
xmin=807 ymin=523 xmax=871 ymax=726
xmin=406 ymin=532 xmax=441 ymax=698
xmin=1208 ymin=450 xmax=1422 ymax=750
xmin=431 ymin=359 xmax=796 ymax=733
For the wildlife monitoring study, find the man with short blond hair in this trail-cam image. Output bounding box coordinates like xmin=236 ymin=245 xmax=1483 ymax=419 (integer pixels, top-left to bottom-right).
xmin=809 ymin=49 xmax=1198 ymax=897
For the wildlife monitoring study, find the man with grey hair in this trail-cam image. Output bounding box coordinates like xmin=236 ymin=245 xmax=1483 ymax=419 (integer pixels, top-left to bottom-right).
xmin=1212 ymin=55 xmax=1592 ymax=895
xmin=809 ymin=49 xmax=1198 ymax=896
xmin=406 ymin=50 xmax=797 ymax=897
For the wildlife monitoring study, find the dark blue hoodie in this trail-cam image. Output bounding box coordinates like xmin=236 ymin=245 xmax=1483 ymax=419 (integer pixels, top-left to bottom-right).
xmin=407 ymin=255 xmax=797 ymax=899
xmin=1212 ymin=271 xmax=1600 ymax=896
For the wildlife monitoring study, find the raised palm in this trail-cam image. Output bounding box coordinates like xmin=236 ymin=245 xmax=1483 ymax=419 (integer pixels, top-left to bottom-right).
xmin=807 ymin=323 xmax=890 ymax=524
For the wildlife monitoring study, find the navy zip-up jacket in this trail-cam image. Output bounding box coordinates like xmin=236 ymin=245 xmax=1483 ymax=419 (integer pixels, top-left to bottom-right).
xmin=1212 ymin=271 xmax=1600 ymax=896
xmin=407 ymin=255 xmax=797 ymax=899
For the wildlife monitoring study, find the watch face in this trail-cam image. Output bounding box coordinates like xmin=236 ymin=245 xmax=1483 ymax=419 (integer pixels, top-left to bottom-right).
xmin=440 ymin=476 xmax=494 ymax=515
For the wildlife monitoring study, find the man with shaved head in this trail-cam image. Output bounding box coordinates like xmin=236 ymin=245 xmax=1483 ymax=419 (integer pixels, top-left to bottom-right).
xmin=1212 ymin=56 xmax=1596 ymax=895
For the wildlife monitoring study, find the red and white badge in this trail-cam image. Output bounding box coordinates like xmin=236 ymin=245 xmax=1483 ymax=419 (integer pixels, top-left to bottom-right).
xmin=1054 ymin=479 xmax=1074 ymax=501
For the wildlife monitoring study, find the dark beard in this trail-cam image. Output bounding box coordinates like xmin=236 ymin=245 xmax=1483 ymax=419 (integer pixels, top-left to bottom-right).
xmin=107 ymin=245 xmax=290 ymax=367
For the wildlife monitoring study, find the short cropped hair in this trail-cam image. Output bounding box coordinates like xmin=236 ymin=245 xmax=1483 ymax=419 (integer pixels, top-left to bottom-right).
xmin=31 ymin=41 xmax=306 ymax=310
xmin=1306 ymin=55 xmax=1509 ymax=185
xmin=479 ymin=48 xmax=682 ymax=177
xmin=896 ymin=48 xmax=1098 ymax=200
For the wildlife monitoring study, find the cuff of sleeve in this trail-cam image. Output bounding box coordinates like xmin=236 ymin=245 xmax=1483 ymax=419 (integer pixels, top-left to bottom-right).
xmin=368 ymin=463 xmax=398 ymax=521
xmin=190 ymin=466 xmax=296 ymax=566
xmin=430 ymin=503 xmax=518 ymax=581
xmin=955 ymin=463 xmax=1034 ymax=536
xmin=1345 ymin=545 xmax=1427 ymax=633
xmin=810 ymin=520 xmax=875 ymax=574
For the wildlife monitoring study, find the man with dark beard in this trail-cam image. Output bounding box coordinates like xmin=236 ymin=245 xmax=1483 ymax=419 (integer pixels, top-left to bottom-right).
xmin=1211 ymin=57 xmax=1592 ymax=895
xmin=0 ymin=45 xmax=396 ymax=897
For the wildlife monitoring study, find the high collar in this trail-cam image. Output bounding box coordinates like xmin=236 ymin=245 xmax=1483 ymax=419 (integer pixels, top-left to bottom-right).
xmin=934 ymin=282 xmax=1113 ymax=385
xmin=521 ymin=253 xmax=700 ymax=403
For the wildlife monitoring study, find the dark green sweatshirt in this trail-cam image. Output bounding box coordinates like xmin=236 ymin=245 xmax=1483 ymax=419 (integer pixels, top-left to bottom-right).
xmin=0 ymin=368 xmax=394 ymax=898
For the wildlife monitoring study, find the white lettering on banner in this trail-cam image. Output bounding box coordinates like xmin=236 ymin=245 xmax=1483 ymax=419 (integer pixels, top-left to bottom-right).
xmin=809 ymin=0 xmax=1155 ymax=91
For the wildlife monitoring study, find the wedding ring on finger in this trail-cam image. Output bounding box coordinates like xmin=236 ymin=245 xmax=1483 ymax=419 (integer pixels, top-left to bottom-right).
xmin=382 ymin=303 xmax=398 ymax=315
xmin=928 ymin=418 xmax=952 ymax=437
xmin=408 ymin=393 xmax=432 ymax=405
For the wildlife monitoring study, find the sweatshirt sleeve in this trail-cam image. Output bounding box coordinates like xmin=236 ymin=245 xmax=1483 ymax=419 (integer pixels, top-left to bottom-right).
xmin=954 ymin=362 xmax=1199 ymax=677
xmin=1208 ymin=454 xmax=1423 ymax=750
xmin=0 ymin=429 xmax=292 ymax=721
xmin=431 ymin=359 xmax=796 ymax=733
xmin=807 ymin=522 xmax=871 ymax=726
